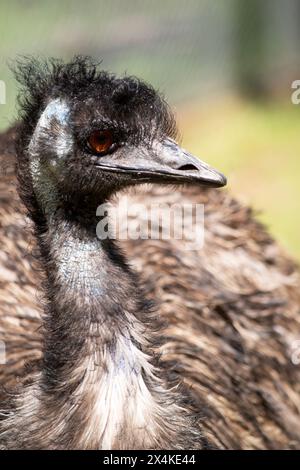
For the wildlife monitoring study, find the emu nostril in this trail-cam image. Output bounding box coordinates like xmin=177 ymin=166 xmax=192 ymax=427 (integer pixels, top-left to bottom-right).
xmin=178 ymin=164 xmax=198 ymax=171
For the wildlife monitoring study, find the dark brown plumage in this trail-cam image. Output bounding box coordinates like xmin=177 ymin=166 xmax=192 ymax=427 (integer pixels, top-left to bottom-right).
xmin=0 ymin=58 xmax=300 ymax=449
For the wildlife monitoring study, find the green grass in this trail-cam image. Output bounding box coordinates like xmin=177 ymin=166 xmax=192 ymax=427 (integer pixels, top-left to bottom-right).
xmin=179 ymin=98 xmax=300 ymax=260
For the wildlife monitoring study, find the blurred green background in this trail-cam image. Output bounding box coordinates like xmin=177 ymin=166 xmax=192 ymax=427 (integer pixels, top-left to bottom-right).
xmin=0 ymin=0 xmax=299 ymax=258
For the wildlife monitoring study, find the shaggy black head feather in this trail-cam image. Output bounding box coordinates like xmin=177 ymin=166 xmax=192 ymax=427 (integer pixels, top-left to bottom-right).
xmin=14 ymin=55 xmax=177 ymax=149
xmin=13 ymin=56 xmax=178 ymax=228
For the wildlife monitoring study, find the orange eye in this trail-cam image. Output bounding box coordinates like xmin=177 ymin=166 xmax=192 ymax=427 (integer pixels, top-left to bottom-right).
xmin=88 ymin=130 xmax=114 ymax=154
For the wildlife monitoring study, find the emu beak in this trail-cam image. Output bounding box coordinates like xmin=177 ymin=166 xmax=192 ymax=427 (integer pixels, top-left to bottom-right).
xmin=94 ymin=138 xmax=227 ymax=188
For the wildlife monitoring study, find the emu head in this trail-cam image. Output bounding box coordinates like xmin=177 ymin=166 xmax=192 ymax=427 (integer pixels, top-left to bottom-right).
xmin=15 ymin=57 xmax=226 ymax=220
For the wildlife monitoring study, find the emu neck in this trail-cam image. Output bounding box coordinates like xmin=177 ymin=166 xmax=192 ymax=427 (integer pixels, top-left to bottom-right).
xmin=38 ymin=214 xmax=159 ymax=448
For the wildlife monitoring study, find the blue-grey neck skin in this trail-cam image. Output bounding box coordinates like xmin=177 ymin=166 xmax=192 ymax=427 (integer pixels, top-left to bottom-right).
xmin=28 ymin=99 xmax=73 ymax=218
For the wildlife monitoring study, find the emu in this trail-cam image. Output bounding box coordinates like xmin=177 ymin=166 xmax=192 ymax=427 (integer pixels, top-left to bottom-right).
xmin=0 ymin=57 xmax=300 ymax=449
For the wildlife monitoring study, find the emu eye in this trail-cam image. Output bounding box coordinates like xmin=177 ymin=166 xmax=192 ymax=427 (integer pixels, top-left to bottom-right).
xmin=87 ymin=130 xmax=114 ymax=155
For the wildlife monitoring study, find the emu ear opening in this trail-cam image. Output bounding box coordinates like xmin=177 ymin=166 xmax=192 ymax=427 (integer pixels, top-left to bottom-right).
xmin=94 ymin=138 xmax=227 ymax=188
